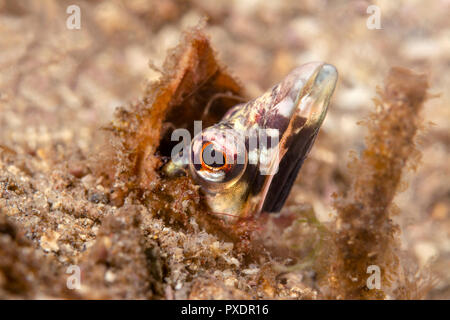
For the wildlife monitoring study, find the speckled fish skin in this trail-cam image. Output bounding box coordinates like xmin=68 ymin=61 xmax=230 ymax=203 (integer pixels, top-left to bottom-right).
xmin=188 ymin=62 xmax=338 ymax=222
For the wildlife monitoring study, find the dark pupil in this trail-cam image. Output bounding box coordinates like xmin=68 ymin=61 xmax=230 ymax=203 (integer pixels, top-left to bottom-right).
xmin=202 ymin=144 xmax=225 ymax=167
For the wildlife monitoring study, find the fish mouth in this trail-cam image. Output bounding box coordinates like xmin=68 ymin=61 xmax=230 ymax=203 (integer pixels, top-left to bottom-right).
xmin=261 ymin=62 xmax=338 ymax=213
xmin=296 ymin=62 xmax=338 ymax=126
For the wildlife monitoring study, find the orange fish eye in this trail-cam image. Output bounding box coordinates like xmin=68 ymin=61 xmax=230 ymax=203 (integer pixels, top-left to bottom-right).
xmin=201 ymin=142 xmax=228 ymax=171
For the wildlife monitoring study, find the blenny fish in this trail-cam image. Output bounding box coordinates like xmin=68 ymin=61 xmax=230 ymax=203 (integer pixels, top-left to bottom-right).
xmin=166 ymin=62 xmax=337 ymax=223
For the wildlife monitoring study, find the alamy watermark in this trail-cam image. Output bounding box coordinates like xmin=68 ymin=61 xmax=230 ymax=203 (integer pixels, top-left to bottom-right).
xmin=66 ymin=265 xmax=81 ymax=290
xmin=66 ymin=5 xmax=81 ymax=30
xmin=366 ymin=265 xmax=381 ymax=290
xmin=366 ymin=5 xmax=382 ymax=30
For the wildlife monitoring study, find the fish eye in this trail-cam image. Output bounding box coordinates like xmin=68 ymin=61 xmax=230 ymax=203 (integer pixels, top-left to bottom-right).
xmin=201 ymin=142 xmax=228 ymax=171
xmin=189 ymin=127 xmax=247 ymax=190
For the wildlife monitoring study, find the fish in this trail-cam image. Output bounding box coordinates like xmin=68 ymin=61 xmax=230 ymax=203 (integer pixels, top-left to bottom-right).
xmin=165 ymin=62 xmax=338 ymax=223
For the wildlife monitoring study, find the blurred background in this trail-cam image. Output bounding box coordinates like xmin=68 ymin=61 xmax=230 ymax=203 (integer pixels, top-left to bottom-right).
xmin=0 ymin=0 xmax=448 ymax=298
